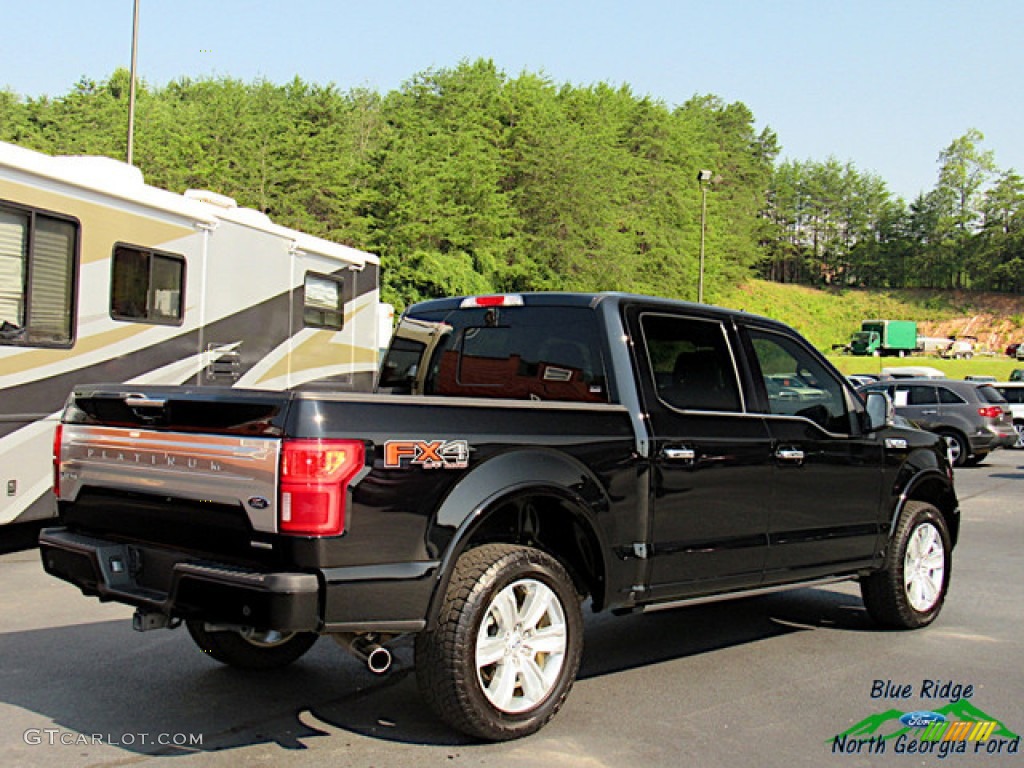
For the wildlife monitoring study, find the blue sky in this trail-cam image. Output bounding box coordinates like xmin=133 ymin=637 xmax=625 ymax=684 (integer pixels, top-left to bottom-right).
xmin=3 ymin=0 xmax=1021 ymax=201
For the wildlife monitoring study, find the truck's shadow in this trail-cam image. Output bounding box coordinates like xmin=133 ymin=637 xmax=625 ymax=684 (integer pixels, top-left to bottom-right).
xmin=0 ymin=586 xmax=871 ymax=755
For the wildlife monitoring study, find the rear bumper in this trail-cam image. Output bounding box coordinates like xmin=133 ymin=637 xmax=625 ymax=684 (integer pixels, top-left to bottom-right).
xmin=39 ymin=528 xmax=321 ymax=632
xmin=38 ymin=527 xmax=436 ymax=634
xmin=969 ymin=427 xmax=1017 ymax=454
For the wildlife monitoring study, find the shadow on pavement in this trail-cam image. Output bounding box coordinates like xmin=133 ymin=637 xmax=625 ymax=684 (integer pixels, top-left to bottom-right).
xmin=0 ymin=585 xmax=873 ymax=756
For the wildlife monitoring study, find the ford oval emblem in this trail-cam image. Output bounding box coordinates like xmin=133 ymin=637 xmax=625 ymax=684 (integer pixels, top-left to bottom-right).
xmin=247 ymin=496 xmax=270 ymax=510
xmin=900 ymin=711 xmax=946 ymax=728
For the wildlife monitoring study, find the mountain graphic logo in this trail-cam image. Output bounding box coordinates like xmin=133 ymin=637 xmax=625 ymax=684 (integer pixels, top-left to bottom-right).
xmin=832 ymin=700 xmax=1020 ymax=743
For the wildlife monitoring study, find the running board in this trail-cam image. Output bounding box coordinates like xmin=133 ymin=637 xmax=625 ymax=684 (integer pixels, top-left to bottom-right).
xmin=640 ymin=575 xmax=854 ymax=613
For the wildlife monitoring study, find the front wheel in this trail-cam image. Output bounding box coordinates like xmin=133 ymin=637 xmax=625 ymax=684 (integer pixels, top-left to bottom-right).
xmin=415 ymin=544 xmax=584 ymax=741
xmin=186 ymin=621 xmax=318 ymax=669
xmin=1014 ymin=421 xmax=1024 ymax=449
xmin=861 ymin=501 xmax=951 ymax=629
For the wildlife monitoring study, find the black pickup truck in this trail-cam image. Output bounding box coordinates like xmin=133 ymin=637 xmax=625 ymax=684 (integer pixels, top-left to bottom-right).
xmin=41 ymin=292 xmax=958 ymax=741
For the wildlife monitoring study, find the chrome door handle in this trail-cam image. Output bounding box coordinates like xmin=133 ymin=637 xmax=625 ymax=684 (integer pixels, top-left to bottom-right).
xmin=920 ymin=409 xmax=938 ymax=415
xmin=662 ymin=447 xmax=697 ymax=462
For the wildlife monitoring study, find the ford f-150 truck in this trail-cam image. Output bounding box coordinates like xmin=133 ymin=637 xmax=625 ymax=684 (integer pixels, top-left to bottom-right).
xmin=40 ymin=292 xmax=959 ymax=741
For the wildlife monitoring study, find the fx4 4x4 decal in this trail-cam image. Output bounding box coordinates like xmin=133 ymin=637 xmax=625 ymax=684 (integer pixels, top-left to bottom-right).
xmin=384 ymin=440 xmax=470 ymax=470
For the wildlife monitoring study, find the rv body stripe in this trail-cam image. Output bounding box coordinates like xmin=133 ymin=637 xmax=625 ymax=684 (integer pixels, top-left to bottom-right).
xmin=0 ymin=176 xmax=198 ymax=265
xmin=0 ymin=271 xmax=379 ymax=420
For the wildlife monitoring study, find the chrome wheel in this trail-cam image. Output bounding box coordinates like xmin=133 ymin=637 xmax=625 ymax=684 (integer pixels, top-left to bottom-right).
xmin=1014 ymin=422 xmax=1024 ymax=449
xmin=941 ymin=432 xmax=965 ymax=466
xmin=903 ymin=523 xmax=946 ymax=613
xmin=475 ymin=578 xmax=568 ymax=714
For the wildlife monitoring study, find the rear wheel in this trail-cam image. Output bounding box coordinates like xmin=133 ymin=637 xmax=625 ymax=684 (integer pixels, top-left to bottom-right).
xmin=415 ymin=544 xmax=583 ymax=741
xmin=861 ymin=501 xmax=951 ymax=628
xmin=1014 ymin=421 xmax=1024 ymax=449
xmin=938 ymin=430 xmax=968 ymax=467
xmin=186 ymin=621 xmax=318 ymax=669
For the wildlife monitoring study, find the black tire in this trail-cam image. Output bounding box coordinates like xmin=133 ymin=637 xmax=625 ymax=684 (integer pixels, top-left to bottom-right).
xmin=1013 ymin=421 xmax=1024 ymax=450
xmin=938 ymin=429 xmax=969 ymax=467
xmin=861 ymin=501 xmax=951 ymax=629
xmin=186 ymin=621 xmax=318 ymax=669
xmin=415 ymin=544 xmax=584 ymax=741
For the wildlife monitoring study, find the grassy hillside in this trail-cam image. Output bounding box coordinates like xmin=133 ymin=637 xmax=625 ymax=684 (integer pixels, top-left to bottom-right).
xmin=711 ymin=280 xmax=1024 ymax=380
xmin=712 ymin=281 xmax=958 ymax=349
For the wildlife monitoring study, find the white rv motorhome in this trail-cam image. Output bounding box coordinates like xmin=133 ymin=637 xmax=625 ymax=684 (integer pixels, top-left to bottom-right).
xmin=0 ymin=141 xmax=385 ymax=527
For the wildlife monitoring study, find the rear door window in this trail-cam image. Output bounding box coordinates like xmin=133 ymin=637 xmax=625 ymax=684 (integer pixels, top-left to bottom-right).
xmin=639 ymin=313 xmax=742 ymax=412
xmin=938 ymin=387 xmax=966 ymax=405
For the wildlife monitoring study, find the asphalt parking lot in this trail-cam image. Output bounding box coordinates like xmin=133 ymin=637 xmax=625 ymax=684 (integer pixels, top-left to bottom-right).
xmin=2 ymin=451 xmax=1022 ymax=768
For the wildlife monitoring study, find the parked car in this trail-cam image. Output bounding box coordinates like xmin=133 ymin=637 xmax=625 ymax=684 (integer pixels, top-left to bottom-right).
xmin=846 ymin=374 xmax=879 ymax=388
xmin=858 ymin=378 xmax=1016 ymax=466
xmin=881 ymin=366 xmax=946 ymax=380
xmin=941 ymin=336 xmax=976 ymax=360
xmin=993 ymin=382 xmax=1024 ymax=449
xmin=964 ymin=375 xmax=997 ymax=383
xmin=1010 ymin=369 xmax=1024 ymax=382
xmin=1005 ymin=342 xmax=1021 ymax=357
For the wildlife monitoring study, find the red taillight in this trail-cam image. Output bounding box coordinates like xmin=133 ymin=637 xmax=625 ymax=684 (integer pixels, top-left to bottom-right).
xmin=52 ymin=423 xmax=63 ymax=497
xmin=279 ymin=439 xmax=364 ymax=536
xmin=977 ymin=406 xmax=1003 ymax=419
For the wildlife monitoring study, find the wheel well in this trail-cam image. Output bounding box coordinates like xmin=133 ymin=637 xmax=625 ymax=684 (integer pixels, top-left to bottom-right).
xmin=462 ymin=492 xmax=607 ymax=610
xmin=907 ymin=477 xmax=960 ymax=547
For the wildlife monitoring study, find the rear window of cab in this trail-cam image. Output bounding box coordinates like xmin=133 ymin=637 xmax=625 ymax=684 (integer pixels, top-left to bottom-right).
xmin=379 ymin=306 xmax=609 ymax=403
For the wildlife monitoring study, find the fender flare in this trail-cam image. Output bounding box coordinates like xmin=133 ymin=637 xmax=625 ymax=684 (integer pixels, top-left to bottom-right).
xmin=423 ymin=448 xmax=612 ymax=626
xmin=887 ymin=463 xmax=958 ymax=541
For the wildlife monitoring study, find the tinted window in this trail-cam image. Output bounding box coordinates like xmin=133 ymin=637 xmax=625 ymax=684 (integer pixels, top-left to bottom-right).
xmin=640 ymin=314 xmax=741 ymax=412
xmin=997 ymin=387 xmax=1024 ymax=404
xmin=905 ymin=385 xmax=938 ymax=405
xmin=111 ymin=244 xmax=184 ymax=324
xmin=378 ymin=336 xmax=427 ymax=389
xmin=938 ymin=386 xmax=966 ymax=404
xmin=977 ymin=385 xmax=1007 ymax=404
xmin=0 ymin=202 xmax=77 ymax=346
xmin=380 ymin=306 xmax=608 ymax=402
xmin=749 ymin=328 xmax=852 ymax=433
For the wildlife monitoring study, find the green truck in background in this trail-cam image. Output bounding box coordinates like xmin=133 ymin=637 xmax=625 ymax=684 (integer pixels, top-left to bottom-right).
xmin=850 ymin=319 xmax=918 ymax=357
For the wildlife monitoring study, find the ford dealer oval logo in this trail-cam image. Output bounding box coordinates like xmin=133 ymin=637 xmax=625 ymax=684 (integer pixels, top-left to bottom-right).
xmin=900 ymin=711 xmax=946 ymax=728
xmin=247 ymin=496 xmax=270 ymax=510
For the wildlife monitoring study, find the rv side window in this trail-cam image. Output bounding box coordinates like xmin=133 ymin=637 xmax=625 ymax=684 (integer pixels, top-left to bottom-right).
xmin=0 ymin=202 xmax=77 ymax=347
xmin=110 ymin=244 xmax=184 ymax=324
xmin=304 ymin=273 xmax=344 ymax=330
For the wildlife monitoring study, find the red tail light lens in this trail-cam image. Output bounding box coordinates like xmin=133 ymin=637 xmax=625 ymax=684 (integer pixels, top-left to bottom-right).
xmin=977 ymin=406 xmax=1003 ymax=419
xmin=52 ymin=423 xmax=63 ymax=497
xmin=279 ymin=439 xmax=365 ymax=536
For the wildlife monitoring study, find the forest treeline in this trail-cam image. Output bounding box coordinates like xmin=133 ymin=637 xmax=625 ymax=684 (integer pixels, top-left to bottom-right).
xmin=1 ymin=60 xmax=1021 ymax=308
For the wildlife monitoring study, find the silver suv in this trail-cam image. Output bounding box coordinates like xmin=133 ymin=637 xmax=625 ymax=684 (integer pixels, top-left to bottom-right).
xmin=858 ymin=379 xmax=1015 ymax=466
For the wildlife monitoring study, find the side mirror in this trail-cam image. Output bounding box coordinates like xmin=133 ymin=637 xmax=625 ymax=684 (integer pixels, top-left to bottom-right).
xmin=864 ymin=391 xmax=893 ymax=432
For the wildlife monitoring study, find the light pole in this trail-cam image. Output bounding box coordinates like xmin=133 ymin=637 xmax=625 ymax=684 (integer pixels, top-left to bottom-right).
xmin=127 ymin=0 xmax=140 ymax=165
xmin=696 ymin=169 xmax=712 ymax=304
